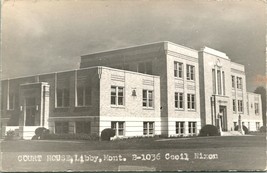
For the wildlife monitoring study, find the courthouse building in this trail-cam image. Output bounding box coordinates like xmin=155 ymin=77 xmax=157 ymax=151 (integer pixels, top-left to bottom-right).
xmin=0 ymin=41 xmax=263 ymax=139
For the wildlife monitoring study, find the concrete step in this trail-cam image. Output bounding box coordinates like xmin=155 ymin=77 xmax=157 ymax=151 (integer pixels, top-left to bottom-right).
xmin=221 ymin=131 xmax=243 ymax=136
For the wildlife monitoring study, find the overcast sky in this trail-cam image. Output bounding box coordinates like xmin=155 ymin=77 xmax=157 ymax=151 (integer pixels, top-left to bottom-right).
xmin=1 ymin=0 xmax=266 ymax=91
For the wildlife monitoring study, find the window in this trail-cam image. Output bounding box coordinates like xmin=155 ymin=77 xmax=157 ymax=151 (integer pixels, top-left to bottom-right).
xmin=175 ymin=92 xmax=184 ymax=109
xmin=76 ymin=121 xmax=91 ymax=134
xmin=56 ymin=88 xmax=70 ymax=107
xmin=238 ymin=100 xmax=243 ymax=113
xmin=143 ymin=122 xmax=154 ymax=135
xmin=186 ymin=65 xmax=195 ymax=80
xmin=77 ymin=86 xmax=91 ymax=106
xmin=187 ymin=94 xmax=195 ymax=110
xmin=174 ymin=62 xmax=183 ymax=78
xmin=232 ymin=76 xmax=235 ymax=89
xmin=233 ymin=99 xmax=236 ymax=112
xmin=138 ymin=62 xmax=152 ymax=74
xmin=55 ymin=122 xmax=69 ymax=134
xmin=143 ymin=90 xmax=153 ymax=108
xmin=233 ymin=122 xmax=237 ymax=128
xmin=176 ymin=122 xmax=185 ymax=135
xmin=247 ymin=102 xmax=249 ymax=115
xmin=222 ymin=71 xmax=225 ymax=95
xmin=111 ymin=86 xmax=124 ymax=106
xmin=255 ymin=103 xmax=259 ymax=115
xmin=237 ymin=77 xmax=242 ymax=89
xmin=8 ymin=92 xmax=15 ymax=110
xmin=188 ymin=122 xmax=197 ymax=135
xmin=217 ymin=70 xmax=222 ymax=95
xmin=111 ymin=121 xmax=125 ymax=136
xmin=212 ymin=69 xmax=216 ymax=94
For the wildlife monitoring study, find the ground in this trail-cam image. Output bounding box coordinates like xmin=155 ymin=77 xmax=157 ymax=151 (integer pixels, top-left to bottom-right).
xmin=1 ymin=135 xmax=266 ymax=171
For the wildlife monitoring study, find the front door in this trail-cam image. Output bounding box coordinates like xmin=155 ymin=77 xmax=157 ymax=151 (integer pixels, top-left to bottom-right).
xmin=25 ymin=98 xmax=37 ymax=126
xmin=219 ymin=106 xmax=227 ymax=131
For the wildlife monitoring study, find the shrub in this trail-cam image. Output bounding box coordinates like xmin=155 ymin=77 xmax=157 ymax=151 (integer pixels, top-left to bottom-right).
xmin=234 ymin=125 xmax=249 ymax=134
xmin=199 ymin=125 xmax=220 ymax=136
xmin=31 ymin=135 xmax=38 ymax=140
xmin=33 ymin=127 xmax=50 ymax=140
xmin=259 ymin=126 xmax=266 ymax=133
xmin=41 ymin=133 xmax=99 ymax=141
xmin=101 ymin=128 xmax=115 ymax=141
xmin=5 ymin=130 xmax=15 ymax=140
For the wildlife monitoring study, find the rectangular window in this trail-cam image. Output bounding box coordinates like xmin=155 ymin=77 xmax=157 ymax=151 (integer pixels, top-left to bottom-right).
xmin=56 ymin=88 xmax=69 ymax=107
xmin=76 ymin=121 xmax=91 ymax=134
xmin=174 ymin=62 xmax=183 ymax=78
xmin=176 ymin=122 xmax=185 ymax=135
xmin=175 ymin=92 xmax=184 ymax=109
xmin=111 ymin=86 xmax=124 ymax=106
xmin=232 ymin=76 xmax=235 ymax=89
xmin=255 ymin=103 xmax=259 ymax=115
xmin=187 ymin=94 xmax=196 ymax=110
xmin=186 ymin=65 xmax=195 ymax=81
xmin=111 ymin=121 xmax=125 ymax=136
xmin=222 ymin=71 xmax=225 ymax=95
xmin=55 ymin=122 xmax=69 ymax=134
xmin=217 ymin=70 xmax=222 ymax=95
xmin=238 ymin=100 xmax=243 ymax=113
xmin=77 ymin=86 xmax=92 ymax=106
xmin=237 ymin=77 xmax=242 ymax=89
xmin=143 ymin=122 xmax=154 ymax=135
xmin=8 ymin=93 xmax=15 ymax=110
xmin=233 ymin=99 xmax=236 ymax=112
xmin=247 ymin=102 xmax=249 ymax=115
xmin=143 ymin=90 xmax=153 ymax=108
xmin=188 ymin=122 xmax=197 ymax=135
xmin=212 ymin=69 xmax=216 ymax=94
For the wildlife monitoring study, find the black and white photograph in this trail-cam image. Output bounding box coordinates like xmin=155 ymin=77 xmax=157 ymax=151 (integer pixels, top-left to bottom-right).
xmin=0 ymin=0 xmax=266 ymax=172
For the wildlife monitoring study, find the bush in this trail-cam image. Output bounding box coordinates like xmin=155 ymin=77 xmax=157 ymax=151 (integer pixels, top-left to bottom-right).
xmin=234 ymin=125 xmax=249 ymax=134
xmin=33 ymin=127 xmax=50 ymax=140
xmin=199 ymin=125 xmax=220 ymax=137
xmin=41 ymin=133 xmax=99 ymax=141
xmin=259 ymin=126 xmax=266 ymax=133
xmin=101 ymin=128 xmax=115 ymax=141
xmin=5 ymin=130 xmax=15 ymax=140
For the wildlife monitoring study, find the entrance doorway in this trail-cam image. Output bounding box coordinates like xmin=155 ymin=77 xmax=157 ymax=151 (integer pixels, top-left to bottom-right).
xmin=219 ymin=106 xmax=227 ymax=131
xmin=25 ymin=98 xmax=37 ymax=126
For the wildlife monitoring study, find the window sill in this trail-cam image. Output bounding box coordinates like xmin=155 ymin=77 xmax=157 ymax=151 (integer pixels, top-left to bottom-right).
xmin=111 ymin=105 xmax=125 ymax=109
xmin=175 ymin=108 xmax=184 ymax=111
xmin=143 ymin=107 xmax=154 ymax=110
xmin=187 ymin=109 xmax=196 ymax=112
xmin=186 ymin=79 xmax=195 ymax=82
xmin=75 ymin=105 xmax=93 ymax=108
xmin=174 ymin=77 xmax=183 ymax=80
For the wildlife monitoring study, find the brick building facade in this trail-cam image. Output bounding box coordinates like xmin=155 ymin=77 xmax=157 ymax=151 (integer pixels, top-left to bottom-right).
xmin=0 ymin=41 xmax=263 ymax=139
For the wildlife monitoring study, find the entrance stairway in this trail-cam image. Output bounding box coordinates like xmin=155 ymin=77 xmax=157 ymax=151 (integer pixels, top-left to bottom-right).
xmin=221 ymin=131 xmax=243 ymax=136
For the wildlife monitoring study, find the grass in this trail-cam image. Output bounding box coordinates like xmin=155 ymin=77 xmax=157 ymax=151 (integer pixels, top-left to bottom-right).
xmin=1 ymin=135 xmax=266 ymax=171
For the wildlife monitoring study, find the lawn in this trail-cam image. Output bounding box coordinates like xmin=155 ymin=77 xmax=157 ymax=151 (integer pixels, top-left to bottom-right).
xmin=1 ymin=135 xmax=266 ymax=171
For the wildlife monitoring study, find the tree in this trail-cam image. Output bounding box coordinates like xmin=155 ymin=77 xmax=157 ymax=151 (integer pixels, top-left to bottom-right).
xmin=254 ymin=86 xmax=266 ymax=126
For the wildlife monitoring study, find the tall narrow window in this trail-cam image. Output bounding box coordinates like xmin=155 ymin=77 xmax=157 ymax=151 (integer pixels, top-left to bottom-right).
xmin=174 ymin=62 xmax=183 ymax=78
xmin=237 ymin=77 xmax=242 ymax=89
xmin=187 ymin=94 xmax=196 ymax=110
xmin=222 ymin=71 xmax=225 ymax=95
xmin=111 ymin=86 xmax=124 ymax=106
xmin=8 ymin=93 xmax=15 ymax=110
xmin=77 ymin=86 xmax=91 ymax=106
xmin=233 ymin=99 xmax=236 ymax=112
xmin=255 ymin=103 xmax=259 ymax=115
xmin=143 ymin=122 xmax=154 ymax=135
xmin=143 ymin=90 xmax=153 ymax=108
xmin=232 ymin=76 xmax=235 ymax=89
xmin=238 ymin=100 xmax=243 ymax=113
xmin=186 ymin=65 xmax=195 ymax=81
xmin=57 ymin=88 xmax=70 ymax=107
xmin=212 ymin=69 xmax=216 ymax=94
xmin=217 ymin=70 xmax=221 ymax=95
xmin=175 ymin=92 xmax=183 ymax=109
